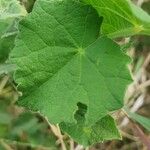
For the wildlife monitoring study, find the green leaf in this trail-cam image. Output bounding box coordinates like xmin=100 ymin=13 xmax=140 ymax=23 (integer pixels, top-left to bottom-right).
xmin=10 ymin=0 xmax=131 ymax=126
xmin=126 ymin=109 xmax=150 ymax=132
xmin=0 ymin=34 xmax=16 ymax=63
xmin=0 ymin=0 xmax=26 ymax=37
xmin=0 ymin=0 xmax=27 ymax=63
xmin=82 ymin=0 xmax=150 ymax=38
xmin=60 ymin=103 xmax=121 ymax=146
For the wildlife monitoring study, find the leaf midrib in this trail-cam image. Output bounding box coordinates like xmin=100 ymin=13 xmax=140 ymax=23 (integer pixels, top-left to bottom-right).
xmin=93 ymin=5 xmax=137 ymax=26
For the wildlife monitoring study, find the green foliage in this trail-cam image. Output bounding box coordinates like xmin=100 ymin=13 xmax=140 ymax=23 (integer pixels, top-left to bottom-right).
xmin=10 ymin=0 xmax=131 ymax=128
xmin=126 ymin=109 xmax=150 ymax=132
xmin=0 ymin=100 xmax=57 ymax=149
xmin=0 ymin=0 xmax=149 ymax=148
xmin=0 ymin=0 xmax=26 ymax=62
xmin=61 ymin=103 xmax=121 ymax=146
xmin=82 ymin=0 xmax=150 ymax=38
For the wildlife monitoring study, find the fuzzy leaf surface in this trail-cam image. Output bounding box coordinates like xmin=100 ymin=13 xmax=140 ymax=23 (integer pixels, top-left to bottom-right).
xmin=10 ymin=0 xmax=131 ymax=125
xmin=82 ymin=0 xmax=150 ymax=38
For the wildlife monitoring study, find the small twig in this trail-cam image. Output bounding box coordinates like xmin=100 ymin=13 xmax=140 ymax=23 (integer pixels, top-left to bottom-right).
xmin=137 ymin=80 xmax=150 ymax=91
xmin=130 ymin=95 xmax=144 ymax=112
xmin=132 ymin=123 xmax=150 ymax=150
xmin=120 ymin=95 xmax=144 ymax=127
xmin=75 ymin=145 xmax=84 ymax=150
xmin=143 ymin=53 xmax=150 ymax=68
xmin=70 ymin=139 xmax=74 ymax=150
xmin=0 ymin=75 xmax=9 ymax=92
xmin=137 ymin=0 xmax=144 ymax=6
xmin=56 ymin=124 xmax=67 ymax=150
xmin=0 ymin=139 xmax=14 ymax=150
xmin=121 ymin=110 xmax=150 ymax=149
xmin=45 ymin=117 xmax=67 ymax=150
xmin=120 ymin=130 xmax=138 ymax=141
xmin=85 ymin=147 xmax=90 ymax=150
xmin=121 ymin=141 xmax=141 ymax=150
xmin=0 ymin=86 xmax=13 ymax=95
